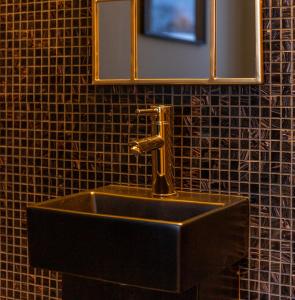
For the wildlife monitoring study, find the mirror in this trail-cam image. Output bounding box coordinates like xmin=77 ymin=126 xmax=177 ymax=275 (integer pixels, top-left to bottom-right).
xmin=216 ymin=0 xmax=257 ymax=78
xmin=97 ymin=0 xmax=131 ymax=80
xmin=92 ymin=0 xmax=262 ymax=84
xmin=137 ymin=0 xmax=210 ymax=79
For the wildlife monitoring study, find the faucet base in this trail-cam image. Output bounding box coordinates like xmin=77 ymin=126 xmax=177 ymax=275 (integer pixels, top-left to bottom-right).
xmin=152 ymin=173 xmax=176 ymax=197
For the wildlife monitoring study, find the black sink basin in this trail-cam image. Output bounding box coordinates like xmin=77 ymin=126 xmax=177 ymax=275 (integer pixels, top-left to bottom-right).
xmin=27 ymin=185 xmax=249 ymax=293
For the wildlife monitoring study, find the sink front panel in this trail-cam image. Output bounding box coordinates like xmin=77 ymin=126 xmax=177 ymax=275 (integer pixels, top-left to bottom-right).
xmin=27 ymin=207 xmax=180 ymax=292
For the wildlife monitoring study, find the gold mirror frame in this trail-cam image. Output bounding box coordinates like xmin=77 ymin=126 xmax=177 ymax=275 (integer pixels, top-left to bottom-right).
xmin=92 ymin=0 xmax=263 ymax=85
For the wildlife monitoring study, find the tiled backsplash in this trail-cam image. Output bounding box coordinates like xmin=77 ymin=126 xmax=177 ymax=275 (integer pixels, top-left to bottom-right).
xmin=0 ymin=0 xmax=294 ymax=299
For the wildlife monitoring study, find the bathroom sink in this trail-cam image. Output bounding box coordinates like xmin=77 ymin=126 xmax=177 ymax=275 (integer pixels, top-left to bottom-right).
xmin=27 ymin=185 xmax=248 ymax=293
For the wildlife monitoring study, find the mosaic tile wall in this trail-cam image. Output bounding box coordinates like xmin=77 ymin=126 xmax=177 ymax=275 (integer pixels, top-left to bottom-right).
xmin=0 ymin=0 xmax=294 ymax=299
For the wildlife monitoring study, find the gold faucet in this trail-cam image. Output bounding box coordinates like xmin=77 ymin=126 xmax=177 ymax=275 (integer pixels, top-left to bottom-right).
xmin=130 ymin=105 xmax=176 ymax=197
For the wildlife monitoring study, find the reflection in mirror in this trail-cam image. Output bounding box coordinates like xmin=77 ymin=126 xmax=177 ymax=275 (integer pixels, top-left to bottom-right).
xmin=98 ymin=0 xmax=131 ymax=79
xmin=143 ymin=0 xmax=205 ymax=43
xmin=216 ymin=0 xmax=256 ymax=78
xmin=137 ymin=0 xmax=210 ymax=79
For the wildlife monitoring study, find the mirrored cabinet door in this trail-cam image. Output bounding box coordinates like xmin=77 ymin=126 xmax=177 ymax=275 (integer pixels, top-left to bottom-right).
xmin=137 ymin=0 xmax=210 ymax=79
xmin=94 ymin=0 xmax=132 ymax=82
xmin=216 ymin=0 xmax=257 ymax=78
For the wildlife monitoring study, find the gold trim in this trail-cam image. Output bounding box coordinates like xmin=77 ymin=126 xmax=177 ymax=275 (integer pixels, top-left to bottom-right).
xmin=29 ymin=205 xmax=184 ymax=226
xmin=94 ymin=77 xmax=261 ymax=85
xmin=92 ymin=0 xmax=99 ymax=83
xmin=27 ymin=185 xmax=248 ymax=227
xmin=28 ymin=184 xmax=246 ymax=208
xmin=27 ymin=189 xmax=226 ymax=210
xmin=91 ymin=191 xmax=225 ymax=206
xmin=210 ymin=0 xmax=216 ymax=80
xmin=131 ymin=0 xmax=136 ymax=80
xmin=92 ymin=0 xmax=263 ymax=85
xmin=256 ymin=0 xmax=264 ymax=83
xmin=27 ymin=184 xmax=248 ymax=231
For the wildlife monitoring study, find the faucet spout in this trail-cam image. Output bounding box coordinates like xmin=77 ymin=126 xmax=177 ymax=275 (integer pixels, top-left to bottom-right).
xmin=130 ymin=105 xmax=175 ymax=197
xmin=130 ymin=135 xmax=164 ymax=155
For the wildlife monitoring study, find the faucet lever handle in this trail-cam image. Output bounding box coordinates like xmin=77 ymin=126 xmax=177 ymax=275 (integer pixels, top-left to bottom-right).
xmin=136 ymin=108 xmax=158 ymax=116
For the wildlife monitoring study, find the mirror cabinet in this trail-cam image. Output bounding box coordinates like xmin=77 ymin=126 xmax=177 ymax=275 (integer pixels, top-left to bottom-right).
xmin=92 ymin=0 xmax=263 ymax=84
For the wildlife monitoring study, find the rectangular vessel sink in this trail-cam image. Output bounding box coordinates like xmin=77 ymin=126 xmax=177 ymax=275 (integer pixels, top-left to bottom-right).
xmin=27 ymin=185 xmax=249 ymax=293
